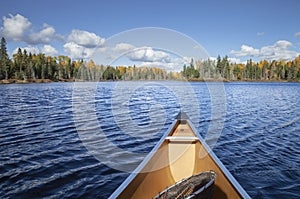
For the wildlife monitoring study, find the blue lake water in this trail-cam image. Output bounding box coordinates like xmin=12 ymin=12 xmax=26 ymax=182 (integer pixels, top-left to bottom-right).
xmin=0 ymin=81 xmax=299 ymax=198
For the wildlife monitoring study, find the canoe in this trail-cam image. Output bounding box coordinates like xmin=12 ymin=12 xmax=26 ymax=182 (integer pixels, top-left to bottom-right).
xmin=109 ymin=112 xmax=250 ymax=199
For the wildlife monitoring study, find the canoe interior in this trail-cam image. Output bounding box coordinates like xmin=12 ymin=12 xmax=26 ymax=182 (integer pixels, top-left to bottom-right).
xmin=115 ymin=120 xmax=244 ymax=199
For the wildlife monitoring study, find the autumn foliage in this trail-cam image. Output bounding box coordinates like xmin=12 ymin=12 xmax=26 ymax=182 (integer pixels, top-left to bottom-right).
xmin=1 ymin=37 xmax=300 ymax=82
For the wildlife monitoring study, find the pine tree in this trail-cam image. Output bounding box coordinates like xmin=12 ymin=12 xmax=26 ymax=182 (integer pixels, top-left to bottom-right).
xmin=16 ymin=48 xmax=23 ymax=79
xmin=0 ymin=37 xmax=11 ymax=79
xmin=216 ymin=55 xmax=222 ymax=78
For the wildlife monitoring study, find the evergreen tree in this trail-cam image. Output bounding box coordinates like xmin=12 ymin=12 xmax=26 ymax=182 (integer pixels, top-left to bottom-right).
xmin=216 ymin=55 xmax=222 ymax=77
xmin=222 ymin=56 xmax=230 ymax=79
xmin=16 ymin=48 xmax=23 ymax=79
xmin=0 ymin=37 xmax=11 ymax=79
xmin=269 ymin=61 xmax=275 ymax=80
xmin=103 ymin=66 xmax=116 ymax=80
xmin=262 ymin=61 xmax=268 ymax=80
xmin=183 ymin=64 xmax=187 ymax=78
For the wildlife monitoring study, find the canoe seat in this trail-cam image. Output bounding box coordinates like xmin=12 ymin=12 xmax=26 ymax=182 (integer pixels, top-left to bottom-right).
xmin=166 ymin=136 xmax=199 ymax=142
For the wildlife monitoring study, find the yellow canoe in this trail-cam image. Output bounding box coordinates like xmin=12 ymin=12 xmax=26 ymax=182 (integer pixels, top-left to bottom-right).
xmin=110 ymin=113 xmax=250 ymax=199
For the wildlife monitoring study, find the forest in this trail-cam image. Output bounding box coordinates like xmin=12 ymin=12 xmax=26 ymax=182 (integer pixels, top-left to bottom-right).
xmin=1 ymin=37 xmax=300 ymax=83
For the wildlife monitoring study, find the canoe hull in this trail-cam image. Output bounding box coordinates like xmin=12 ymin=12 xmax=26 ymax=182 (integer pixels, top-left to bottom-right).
xmin=109 ymin=118 xmax=250 ymax=199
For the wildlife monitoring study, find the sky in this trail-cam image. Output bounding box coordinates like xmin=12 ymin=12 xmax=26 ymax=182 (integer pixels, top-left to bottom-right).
xmin=1 ymin=0 xmax=300 ymax=70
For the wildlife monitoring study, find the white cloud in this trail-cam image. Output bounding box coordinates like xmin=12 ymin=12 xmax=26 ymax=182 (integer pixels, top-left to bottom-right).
xmin=64 ymin=42 xmax=95 ymax=59
xmin=12 ymin=45 xmax=57 ymax=56
xmin=274 ymin=40 xmax=292 ymax=48
xmin=113 ymin=43 xmax=135 ymax=52
xmin=139 ymin=61 xmax=180 ymax=72
xmin=228 ymin=57 xmax=242 ymax=64
xmin=208 ymin=57 xmax=217 ymax=62
xmin=41 ymin=45 xmax=57 ymax=56
xmin=1 ymin=14 xmax=62 ymax=45
xmin=208 ymin=56 xmax=242 ymax=64
xmin=294 ymin=32 xmax=300 ymax=37
xmin=26 ymin=24 xmax=56 ymax=44
xmin=2 ymin=14 xmax=31 ymax=41
xmin=230 ymin=40 xmax=299 ymax=60
xmin=260 ymin=40 xmax=298 ymax=60
xmin=13 ymin=46 xmax=40 ymax=55
xmin=64 ymin=29 xmax=105 ymax=59
xmin=230 ymin=45 xmax=260 ymax=57
xmin=257 ymin=32 xmax=264 ymax=36
xmin=127 ymin=47 xmax=170 ymax=62
xmin=67 ymin=29 xmax=105 ymax=48
xmin=137 ymin=56 xmax=191 ymax=72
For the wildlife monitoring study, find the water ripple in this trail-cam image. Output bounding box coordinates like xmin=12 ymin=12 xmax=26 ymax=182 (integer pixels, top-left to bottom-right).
xmin=0 ymin=82 xmax=299 ymax=198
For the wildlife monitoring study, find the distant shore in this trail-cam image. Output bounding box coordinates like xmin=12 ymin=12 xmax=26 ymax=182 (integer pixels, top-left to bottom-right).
xmin=1 ymin=78 xmax=299 ymax=84
xmin=0 ymin=79 xmax=75 ymax=84
xmin=186 ymin=78 xmax=300 ymax=83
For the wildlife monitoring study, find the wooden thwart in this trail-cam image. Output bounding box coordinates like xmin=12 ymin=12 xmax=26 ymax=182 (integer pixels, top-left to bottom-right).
xmin=165 ymin=136 xmax=199 ymax=141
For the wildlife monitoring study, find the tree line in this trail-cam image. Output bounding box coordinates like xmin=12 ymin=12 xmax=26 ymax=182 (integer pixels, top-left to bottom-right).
xmin=182 ymin=55 xmax=300 ymax=81
xmin=0 ymin=37 xmax=80 ymax=81
xmin=76 ymin=59 xmax=171 ymax=81
xmin=0 ymin=37 xmax=170 ymax=82
xmin=1 ymin=37 xmax=300 ymax=82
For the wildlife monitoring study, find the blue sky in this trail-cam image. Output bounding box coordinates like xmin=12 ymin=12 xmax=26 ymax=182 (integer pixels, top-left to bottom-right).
xmin=1 ymin=0 xmax=300 ymax=70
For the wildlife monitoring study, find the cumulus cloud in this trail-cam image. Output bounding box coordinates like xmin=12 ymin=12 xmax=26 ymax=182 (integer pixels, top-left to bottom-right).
xmin=230 ymin=40 xmax=299 ymax=60
xmin=257 ymin=32 xmax=264 ymax=36
xmin=274 ymin=40 xmax=292 ymax=48
xmin=26 ymin=24 xmax=56 ymax=44
xmin=105 ymin=43 xmax=188 ymax=71
xmin=1 ymin=14 xmax=31 ymax=41
xmin=41 ymin=45 xmax=57 ymax=56
xmin=64 ymin=29 xmax=105 ymax=59
xmin=139 ymin=61 xmax=180 ymax=72
xmin=137 ymin=55 xmax=191 ymax=72
xmin=67 ymin=29 xmax=105 ymax=48
xmin=1 ymin=14 xmax=62 ymax=45
xmin=113 ymin=43 xmax=135 ymax=52
xmin=11 ymin=45 xmax=57 ymax=56
xmin=294 ymin=32 xmax=300 ymax=37
xmin=260 ymin=40 xmax=298 ymax=60
xmin=230 ymin=45 xmax=260 ymax=57
xmin=127 ymin=47 xmax=170 ymax=62
xmin=208 ymin=56 xmax=243 ymax=64
xmin=64 ymin=42 xmax=95 ymax=59
xmin=208 ymin=57 xmax=217 ymax=62
xmin=13 ymin=46 xmax=40 ymax=55
xmin=139 ymin=61 xmax=172 ymax=70
xmin=228 ymin=57 xmax=242 ymax=64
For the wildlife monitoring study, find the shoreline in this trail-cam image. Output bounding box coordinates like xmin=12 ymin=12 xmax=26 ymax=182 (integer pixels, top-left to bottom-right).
xmin=1 ymin=78 xmax=299 ymax=84
xmin=0 ymin=79 xmax=75 ymax=84
xmin=186 ymin=78 xmax=300 ymax=83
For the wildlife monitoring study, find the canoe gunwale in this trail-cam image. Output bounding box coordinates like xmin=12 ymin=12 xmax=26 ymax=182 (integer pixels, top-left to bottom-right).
xmin=108 ymin=120 xmax=178 ymax=199
xmin=186 ymin=119 xmax=251 ymax=199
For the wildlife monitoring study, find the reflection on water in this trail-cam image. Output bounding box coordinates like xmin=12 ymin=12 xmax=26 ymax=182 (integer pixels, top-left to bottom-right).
xmin=0 ymin=82 xmax=299 ymax=198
